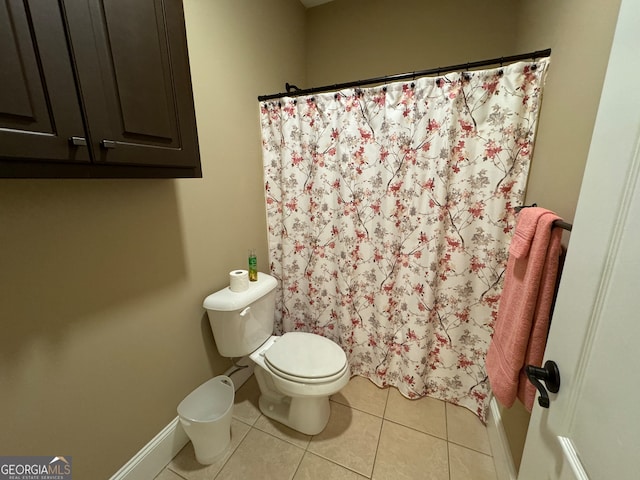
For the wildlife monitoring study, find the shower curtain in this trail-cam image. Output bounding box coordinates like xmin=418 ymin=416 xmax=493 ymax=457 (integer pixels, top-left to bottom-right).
xmin=259 ymin=59 xmax=549 ymax=420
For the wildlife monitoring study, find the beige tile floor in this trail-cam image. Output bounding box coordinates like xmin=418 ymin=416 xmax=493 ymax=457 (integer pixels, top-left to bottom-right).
xmin=156 ymin=375 xmax=497 ymax=480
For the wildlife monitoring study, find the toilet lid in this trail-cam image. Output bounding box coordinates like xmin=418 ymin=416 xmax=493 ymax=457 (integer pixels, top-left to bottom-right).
xmin=264 ymin=332 xmax=347 ymax=380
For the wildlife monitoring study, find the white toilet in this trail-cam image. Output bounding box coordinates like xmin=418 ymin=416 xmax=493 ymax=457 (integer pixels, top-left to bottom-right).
xmin=203 ymin=272 xmax=350 ymax=435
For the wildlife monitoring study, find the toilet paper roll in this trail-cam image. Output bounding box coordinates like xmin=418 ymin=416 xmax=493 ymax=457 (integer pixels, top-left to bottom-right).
xmin=229 ymin=270 xmax=249 ymax=292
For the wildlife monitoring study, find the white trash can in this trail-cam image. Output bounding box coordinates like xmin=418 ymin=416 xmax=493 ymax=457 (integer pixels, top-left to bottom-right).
xmin=177 ymin=375 xmax=234 ymax=464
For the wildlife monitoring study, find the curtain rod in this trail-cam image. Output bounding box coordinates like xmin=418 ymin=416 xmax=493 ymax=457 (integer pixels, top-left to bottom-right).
xmin=258 ymin=48 xmax=551 ymax=102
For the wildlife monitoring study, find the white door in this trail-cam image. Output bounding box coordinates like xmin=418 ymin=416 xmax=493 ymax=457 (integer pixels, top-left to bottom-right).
xmin=518 ymin=0 xmax=640 ymax=478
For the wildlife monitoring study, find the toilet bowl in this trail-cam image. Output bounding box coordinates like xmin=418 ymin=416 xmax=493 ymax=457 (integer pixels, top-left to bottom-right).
xmin=250 ymin=333 xmax=350 ymax=435
xmin=203 ymin=272 xmax=350 ymax=435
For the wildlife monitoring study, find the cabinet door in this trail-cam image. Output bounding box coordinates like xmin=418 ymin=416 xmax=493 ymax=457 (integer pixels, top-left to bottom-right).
xmin=64 ymin=0 xmax=200 ymax=173
xmin=0 ymin=0 xmax=89 ymax=164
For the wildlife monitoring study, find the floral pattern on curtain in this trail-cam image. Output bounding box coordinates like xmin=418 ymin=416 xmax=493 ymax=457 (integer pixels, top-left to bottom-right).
xmin=259 ymin=60 xmax=549 ymax=421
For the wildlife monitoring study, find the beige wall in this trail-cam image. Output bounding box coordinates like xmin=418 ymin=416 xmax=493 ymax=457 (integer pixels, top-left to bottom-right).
xmin=0 ymin=1 xmax=305 ymax=478
xmin=516 ymin=0 xmax=622 ymax=223
xmin=305 ymin=0 xmax=621 ymax=472
xmin=306 ymin=0 xmax=519 ymax=85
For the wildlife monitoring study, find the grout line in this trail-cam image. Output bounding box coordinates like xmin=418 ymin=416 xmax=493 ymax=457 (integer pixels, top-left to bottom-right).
xmin=163 ymin=466 xmax=189 ymax=480
xmin=289 ymin=444 xmax=305 ymax=480
xmin=369 ymin=419 xmax=384 ymax=479
xmin=215 ymin=420 xmax=255 ymax=479
xmin=382 ymin=416 xmax=447 ymax=441
xmin=445 ymin=402 xmax=452 ymax=480
xmin=329 ymin=398 xmax=385 ymax=419
xmin=381 ymin=386 xmax=390 ymax=418
xmin=368 ymin=385 xmax=391 ymax=479
xmin=445 ymin=400 xmax=450 ymax=439
xmin=445 ymin=439 xmax=495 ymax=458
xmin=249 ymin=420 xmax=311 ymax=451
xmin=305 ymin=451 xmax=368 ymax=479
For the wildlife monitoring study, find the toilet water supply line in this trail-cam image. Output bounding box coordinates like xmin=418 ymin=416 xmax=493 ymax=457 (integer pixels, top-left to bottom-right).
xmin=228 ymin=358 xmax=249 ymax=377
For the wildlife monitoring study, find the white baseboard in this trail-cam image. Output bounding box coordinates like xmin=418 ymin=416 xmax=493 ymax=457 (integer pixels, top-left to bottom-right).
xmin=109 ymin=416 xmax=189 ymax=480
xmin=109 ymin=360 xmax=253 ymax=480
xmin=487 ymin=397 xmax=518 ymax=480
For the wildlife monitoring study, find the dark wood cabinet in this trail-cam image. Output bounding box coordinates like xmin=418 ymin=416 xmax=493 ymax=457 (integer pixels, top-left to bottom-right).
xmin=0 ymin=0 xmax=90 ymax=166
xmin=0 ymin=0 xmax=201 ymax=178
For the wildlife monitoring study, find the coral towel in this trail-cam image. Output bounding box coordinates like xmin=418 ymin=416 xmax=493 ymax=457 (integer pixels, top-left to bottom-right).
xmin=486 ymin=207 xmax=563 ymax=411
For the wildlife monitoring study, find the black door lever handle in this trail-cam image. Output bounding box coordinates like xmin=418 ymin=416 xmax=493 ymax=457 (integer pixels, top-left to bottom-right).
xmin=525 ymin=360 xmax=561 ymax=408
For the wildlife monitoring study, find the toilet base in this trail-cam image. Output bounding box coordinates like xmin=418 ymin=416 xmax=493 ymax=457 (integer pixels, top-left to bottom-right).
xmin=258 ymin=393 xmax=331 ymax=436
xmin=253 ymin=364 xmax=339 ymax=435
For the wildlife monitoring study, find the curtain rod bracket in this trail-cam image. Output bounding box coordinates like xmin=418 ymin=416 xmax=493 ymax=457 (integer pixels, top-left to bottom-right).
xmin=285 ymin=83 xmax=301 ymax=93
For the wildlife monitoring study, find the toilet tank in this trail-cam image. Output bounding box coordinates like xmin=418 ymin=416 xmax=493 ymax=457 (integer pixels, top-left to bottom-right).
xmin=203 ymin=272 xmax=278 ymax=358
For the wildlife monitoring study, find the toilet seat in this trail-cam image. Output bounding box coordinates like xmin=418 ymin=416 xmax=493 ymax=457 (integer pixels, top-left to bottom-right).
xmin=266 ymin=359 xmax=349 ymax=384
xmin=263 ymin=332 xmax=348 ymax=384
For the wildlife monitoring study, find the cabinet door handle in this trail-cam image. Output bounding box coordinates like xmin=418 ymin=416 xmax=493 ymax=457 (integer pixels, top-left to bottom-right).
xmin=69 ymin=136 xmax=87 ymax=146
xmin=101 ymin=140 xmax=117 ymax=149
